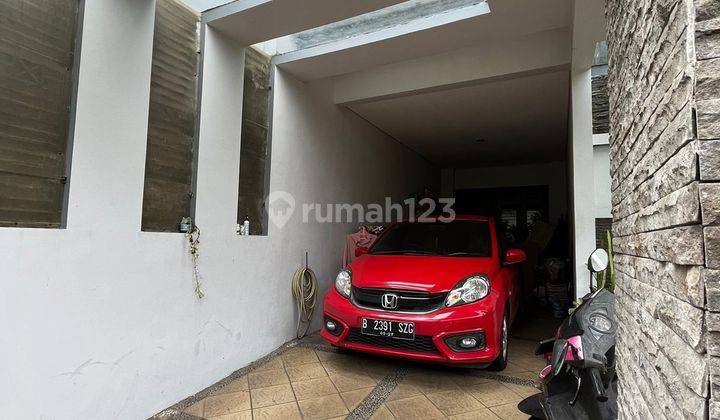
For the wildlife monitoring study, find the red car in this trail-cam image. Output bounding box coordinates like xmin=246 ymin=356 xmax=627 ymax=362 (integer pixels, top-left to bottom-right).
xmin=321 ymin=215 xmax=526 ymax=370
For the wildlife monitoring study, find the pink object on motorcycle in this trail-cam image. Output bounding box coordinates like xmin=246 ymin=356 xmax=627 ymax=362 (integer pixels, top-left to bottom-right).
xmin=565 ymin=335 xmax=584 ymax=360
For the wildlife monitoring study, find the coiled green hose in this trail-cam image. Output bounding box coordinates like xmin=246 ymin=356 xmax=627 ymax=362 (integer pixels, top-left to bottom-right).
xmin=292 ymin=264 xmax=317 ymax=339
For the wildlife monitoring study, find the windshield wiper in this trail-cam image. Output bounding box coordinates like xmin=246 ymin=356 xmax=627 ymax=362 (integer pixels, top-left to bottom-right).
xmin=446 ymin=252 xmax=485 ymax=257
xmin=372 ymin=250 xmax=437 ymax=255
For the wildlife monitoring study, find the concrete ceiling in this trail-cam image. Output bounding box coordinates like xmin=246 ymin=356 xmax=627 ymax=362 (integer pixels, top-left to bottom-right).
xmin=348 ymin=70 xmax=570 ymax=167
xmin=181 ymin=0 xmax=235 ymax=12
xmin=276 ymin=0 xmax=572 ymax=80
xmin=204 ymin=0 xmax=406 ymax=46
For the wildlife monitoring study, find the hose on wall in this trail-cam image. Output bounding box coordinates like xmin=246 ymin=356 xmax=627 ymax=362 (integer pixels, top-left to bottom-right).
xmin=292 ymin=253 xmax=317 ymax=339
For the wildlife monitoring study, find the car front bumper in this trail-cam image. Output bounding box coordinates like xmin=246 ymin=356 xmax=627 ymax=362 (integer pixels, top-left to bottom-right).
xmin=321 ymin=288 xmax=504 ymax=365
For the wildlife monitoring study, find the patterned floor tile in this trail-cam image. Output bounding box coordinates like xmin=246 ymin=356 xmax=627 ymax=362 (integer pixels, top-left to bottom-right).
xmin=247 ymin=368 xmax=289 ymax=389
xmin=340 ymin=386 xmax=374 ymax=410
xmin=202 ymin=390 xmax=251 ymax=417
xmin=250 ymin=383 xmax=296 ymax=408
xmin=466 ymin=382 xmax=523 ymax=408
xmin=385 ymin=395 xmax=445 ymax=419
xmin=291 ymin=377 xmax=339 ymax=401
xmin=252 ymin=402 xmax=303 ymax=420
xmin=425 ymin=389 xmax=487 ymax=416
xmin=286 ymin=362 xmax=328 ymax=382
xmin=297 ymin=394 xmax=349 ymax=419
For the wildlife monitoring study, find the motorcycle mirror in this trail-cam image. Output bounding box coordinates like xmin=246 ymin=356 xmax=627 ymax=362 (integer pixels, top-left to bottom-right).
xmin=587 ymin=248 xmax=609 ymax=273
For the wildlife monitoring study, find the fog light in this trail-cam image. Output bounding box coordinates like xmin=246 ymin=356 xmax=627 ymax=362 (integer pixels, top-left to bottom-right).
xmin=445 ymin=332 xmax=485 ymax=352
xmin=325 ymin=320 xmax=337 ymax=331
xmin=459 ymin=337 xmax=478 ymax=349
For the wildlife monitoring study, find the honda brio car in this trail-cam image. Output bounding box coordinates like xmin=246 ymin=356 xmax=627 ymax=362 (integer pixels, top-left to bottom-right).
xmin=321 ymin=216 xmax=526 ymax=370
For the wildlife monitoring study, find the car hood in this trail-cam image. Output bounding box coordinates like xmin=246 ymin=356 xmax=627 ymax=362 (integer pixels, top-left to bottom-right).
xmin=349 ymin=254 xmax=497 ymax=293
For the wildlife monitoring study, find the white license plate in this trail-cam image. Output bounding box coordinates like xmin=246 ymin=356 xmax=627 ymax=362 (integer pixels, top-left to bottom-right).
xmin=361 ymin=318 xmax=415 ymax=340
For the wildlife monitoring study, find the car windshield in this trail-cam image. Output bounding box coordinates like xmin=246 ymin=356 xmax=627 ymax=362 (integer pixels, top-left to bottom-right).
xmin=370 ymin=221 xmax=491 ymax=257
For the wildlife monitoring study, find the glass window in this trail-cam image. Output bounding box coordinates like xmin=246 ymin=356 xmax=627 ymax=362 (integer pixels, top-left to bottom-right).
xmin=370 ymin=221 xmax=491 ymax=257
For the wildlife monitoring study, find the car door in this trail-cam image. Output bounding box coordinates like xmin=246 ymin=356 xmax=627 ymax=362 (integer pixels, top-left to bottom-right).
xmin=496 ymin=221 xmax=521 ymax=323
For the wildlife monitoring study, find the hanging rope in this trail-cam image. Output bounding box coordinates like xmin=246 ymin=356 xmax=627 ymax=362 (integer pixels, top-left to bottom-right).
xmin=292 ymin=252 xmax=317 ymax=339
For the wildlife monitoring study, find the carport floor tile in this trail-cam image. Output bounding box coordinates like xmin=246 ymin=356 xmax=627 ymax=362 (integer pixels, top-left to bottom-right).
xmin=247 ymin=368 xmax=290 ymax=389
xmin=340 ymin=386 xmax=375 ymax=410
xmin=489 ymin=402 xmax=531 ymax=420
xmin=202 ymin=390 xmax=251 ymax=417
xmin=387 ymin=382 xmax=424 ymax=401
xmin=329 ymin=371 xmax=378 ymax=392
xmin=285 ymin=362 xmax=328 ymax=382
xmin=211 ymin=376 xmax=249 ymax=396
xmin=385 ymin=395 xmax=446 ymax=419
xmin=250 ymin=383 xmax=296 ymax=408
xmin=165 ymin=332 xmax=546 ymax=420
xmin=291 ymin=377 xmax=339 ymax=401
xmin=447 ymin=408 xmax=501 ymax=419
xmin=466 ymin=381 xmax=524 ymax=408
xmin=297 ymin=394 xmax=349 ymax=419
xmin=425 ymin=390 xmax=487 ymax=416
xmin=370 ymin=405 xmax=397 ymax=419
xmin=282 ymin=347 xmax=320 ymax=366
xmin=206 ymin=411 xmax=253 ymax=420
xmin=252 ymin=402 xmax=303 ymax=420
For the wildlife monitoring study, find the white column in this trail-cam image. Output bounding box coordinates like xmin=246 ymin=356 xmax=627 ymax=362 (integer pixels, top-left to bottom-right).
xmin=569 ymin=0 xmax=606 ymax=299
xmin=194 ymin=27 xmax=245 ymax=231
xmin=65 ymin=0 xmax=156 ymax=231
xmin=570 ymin=67 xmax=596 ymax=299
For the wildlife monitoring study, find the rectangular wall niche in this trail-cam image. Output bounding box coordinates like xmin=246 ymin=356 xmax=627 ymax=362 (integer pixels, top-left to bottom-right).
xmin=141 ymin=0 xmax=200 ymax=232
xmin=592 ymin=74 xmax=609 ymax=134
xmin=0 ymin=0 xmax=80 ymax=228
xmin=237 ymin=47 xmax=272 ymax=235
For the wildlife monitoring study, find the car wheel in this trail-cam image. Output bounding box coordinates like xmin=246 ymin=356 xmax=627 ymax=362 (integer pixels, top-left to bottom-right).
xmin=488 ymin=309 xmax=509 ymax=371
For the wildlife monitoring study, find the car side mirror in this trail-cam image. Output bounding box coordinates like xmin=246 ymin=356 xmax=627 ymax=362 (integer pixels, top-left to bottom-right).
xmin=587 ymin=248 xmax=609 ymax=273
xmin=355 ymin=246 xmax=369 ymax=257
xmin=504 ymin=249 xmax=526 ymax=265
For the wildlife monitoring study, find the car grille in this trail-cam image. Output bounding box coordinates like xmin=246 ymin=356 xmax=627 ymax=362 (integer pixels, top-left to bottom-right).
xmin=346 ymin=328 xmax=439 ymax=354
xmin=351 ymin=287 xmax=446 ymax=312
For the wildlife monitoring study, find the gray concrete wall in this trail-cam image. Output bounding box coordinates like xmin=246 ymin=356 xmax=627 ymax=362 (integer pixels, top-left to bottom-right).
xmin=606 ymin=0 xmax=719 ymax=417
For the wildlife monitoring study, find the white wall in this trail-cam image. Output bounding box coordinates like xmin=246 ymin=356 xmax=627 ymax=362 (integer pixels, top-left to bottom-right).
xmin=593 ymin=144 xmax=611 ymax=218
xmin=442 ymin=161 xmax=568 ymax=222
xmin=0 ymin=2 xmax=436 ymax=418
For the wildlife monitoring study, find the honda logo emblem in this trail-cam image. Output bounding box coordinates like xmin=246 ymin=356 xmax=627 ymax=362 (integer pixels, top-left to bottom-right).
xmin=381 ymin=293 xmax=399 ymax=309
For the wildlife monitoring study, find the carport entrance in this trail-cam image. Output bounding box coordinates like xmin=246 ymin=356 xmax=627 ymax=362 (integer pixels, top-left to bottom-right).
xmin=155 ymin=0 xmax=604 ymax=418
xmin=0 ymin=0 xmax=612 ymax=418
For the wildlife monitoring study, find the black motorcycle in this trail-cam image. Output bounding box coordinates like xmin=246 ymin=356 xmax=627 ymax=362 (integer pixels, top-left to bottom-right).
xmin=518 ymin=248 xmax=618 ymax=420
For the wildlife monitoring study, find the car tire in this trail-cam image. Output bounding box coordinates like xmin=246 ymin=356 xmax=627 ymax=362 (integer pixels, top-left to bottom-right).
xmin=488 ymin=309 xmax=509 ymax=371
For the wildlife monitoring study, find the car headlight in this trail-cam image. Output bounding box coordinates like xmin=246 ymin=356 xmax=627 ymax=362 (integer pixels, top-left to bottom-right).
xmin=445 ymin=275 xmax=490 ymax=307
xmin=335 ymin=269 xmax=352 ymax=298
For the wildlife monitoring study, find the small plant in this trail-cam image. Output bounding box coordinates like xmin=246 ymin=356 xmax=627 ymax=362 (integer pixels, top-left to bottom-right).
xmin=186 ymin=224 xmax=205 ymax=299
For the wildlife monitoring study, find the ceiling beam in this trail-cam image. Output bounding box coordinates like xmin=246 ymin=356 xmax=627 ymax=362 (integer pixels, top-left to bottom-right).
xmin=203 ymin=0 xmax=405 ymax=46
xmin=333 ymin=27 xmax=572 ymax=105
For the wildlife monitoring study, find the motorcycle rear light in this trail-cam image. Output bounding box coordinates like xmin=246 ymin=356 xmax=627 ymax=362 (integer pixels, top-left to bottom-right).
xmin=539 ymin=364 xmax=553 ymax=380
